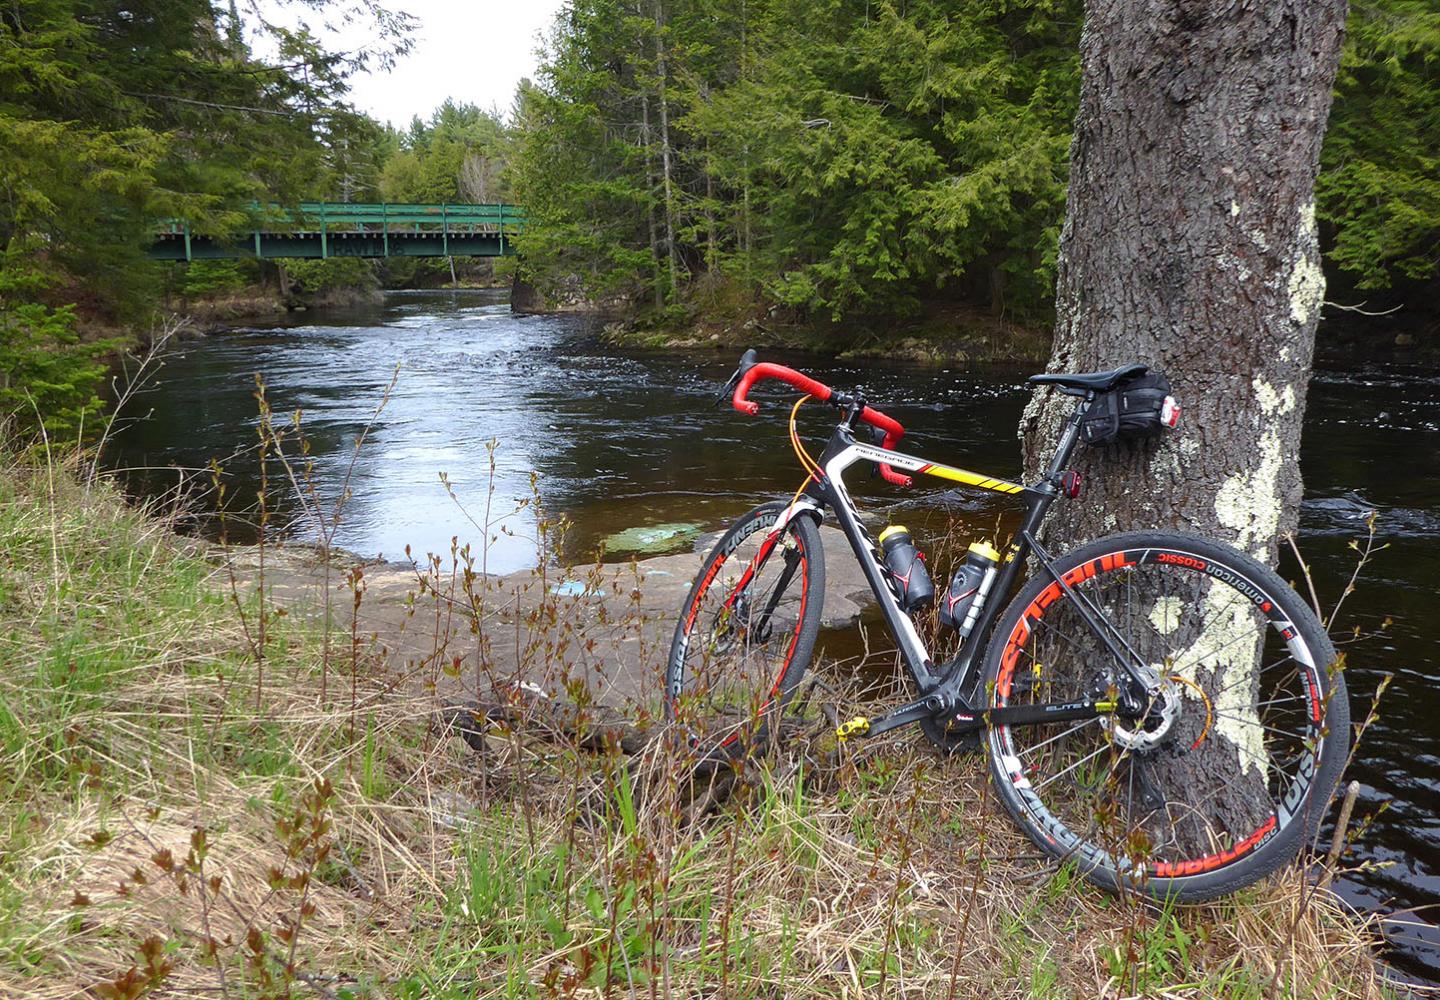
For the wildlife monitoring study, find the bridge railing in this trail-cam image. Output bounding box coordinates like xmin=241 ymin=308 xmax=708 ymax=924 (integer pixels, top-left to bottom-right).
xmin=156 ymin=202 xmax=527 ymax=237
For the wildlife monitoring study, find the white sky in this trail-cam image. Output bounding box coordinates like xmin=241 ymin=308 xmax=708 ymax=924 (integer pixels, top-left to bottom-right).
xmin=253 ymin=1 xmax=566 ymax=127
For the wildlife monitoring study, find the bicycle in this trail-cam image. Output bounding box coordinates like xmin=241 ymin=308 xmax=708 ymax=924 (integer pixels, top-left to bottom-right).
xmin=664 ymin=350 xmax=1349 ymax=901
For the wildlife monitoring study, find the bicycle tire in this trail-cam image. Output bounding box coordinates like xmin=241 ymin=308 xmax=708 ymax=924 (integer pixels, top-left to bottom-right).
xmin=665 ymin=501 xmax=826 ymax=760
xmin=981 ymin=531 xmax=1349 ymax=901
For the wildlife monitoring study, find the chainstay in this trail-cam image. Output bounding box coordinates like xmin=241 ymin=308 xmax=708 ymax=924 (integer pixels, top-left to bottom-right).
xmin=837 ymin=697 xmax=1118 ymax=741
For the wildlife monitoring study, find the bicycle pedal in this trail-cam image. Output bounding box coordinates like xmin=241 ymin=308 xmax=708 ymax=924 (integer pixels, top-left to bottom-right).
xmin=836 ymin=716 xmax=871 ymax=742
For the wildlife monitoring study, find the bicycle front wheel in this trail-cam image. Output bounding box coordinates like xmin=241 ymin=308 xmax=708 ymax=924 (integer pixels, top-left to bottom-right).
xmin=665 ymin=501 xmax=825 ymax=761
xmin=982 ymin=532 xmax=1349 ymax=901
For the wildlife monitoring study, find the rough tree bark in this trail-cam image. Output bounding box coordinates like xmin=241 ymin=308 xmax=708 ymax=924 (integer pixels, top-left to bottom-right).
xmin=1018 ymin=1 xmax=1349 ymax=847
xmin=1022 ymin=0 xmax=1348 ymax=565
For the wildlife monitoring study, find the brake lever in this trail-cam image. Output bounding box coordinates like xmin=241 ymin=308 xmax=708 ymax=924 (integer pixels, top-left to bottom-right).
xmin=715 ymin=368 xmax=742 ymax=408
xmin=865 ymin=422 xmax=886 ymax=477
xmin=714 ymin=348 xmax=759 ymax=408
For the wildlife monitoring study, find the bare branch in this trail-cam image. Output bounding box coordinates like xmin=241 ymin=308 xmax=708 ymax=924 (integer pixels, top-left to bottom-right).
xmin=1323 ymin=299 xmax=1403 ymax=317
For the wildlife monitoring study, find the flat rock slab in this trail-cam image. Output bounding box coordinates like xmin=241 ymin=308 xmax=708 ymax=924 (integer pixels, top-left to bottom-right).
xmin=220 ymin=525 xmax=876 ymax=708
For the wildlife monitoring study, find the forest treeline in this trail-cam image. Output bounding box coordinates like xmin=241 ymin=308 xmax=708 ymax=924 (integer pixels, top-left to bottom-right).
xmin=511 ymin=0 xmax=1439 ymax=328
xmin=2 ymin=0 xmax=1437 ymax=437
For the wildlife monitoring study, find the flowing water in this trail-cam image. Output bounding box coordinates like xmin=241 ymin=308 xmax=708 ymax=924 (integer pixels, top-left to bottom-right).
xmin=110 ymin=289 xmax=1440 ymax=984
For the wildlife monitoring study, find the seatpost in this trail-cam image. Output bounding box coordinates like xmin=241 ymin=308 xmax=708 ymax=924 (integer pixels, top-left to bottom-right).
xmin=1044 ymin=394 xmax=1092 ymax=483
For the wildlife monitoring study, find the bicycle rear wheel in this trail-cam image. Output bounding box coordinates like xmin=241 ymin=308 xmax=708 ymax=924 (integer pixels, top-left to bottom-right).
xmin=982 ymin=532 xmax=1349 ymax=901
xmin=665 ymin=501 xmax=825 ymax=761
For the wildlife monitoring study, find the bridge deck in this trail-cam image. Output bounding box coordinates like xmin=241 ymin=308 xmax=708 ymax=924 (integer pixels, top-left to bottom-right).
xmin=150 ymin=202 xmax=525 ymax=261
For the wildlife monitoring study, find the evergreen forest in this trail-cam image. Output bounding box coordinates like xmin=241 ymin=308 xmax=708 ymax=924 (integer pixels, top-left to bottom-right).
xmin=1 ymin=0 xmax=1437 ymax=436
xmin=512 ymin=0 xmax=1438 ymax=325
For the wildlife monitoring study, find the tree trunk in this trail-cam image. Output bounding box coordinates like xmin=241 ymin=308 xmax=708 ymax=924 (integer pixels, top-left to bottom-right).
xmin=704 ymin=134 xmax=718 ymax=273
xmin=739 ymin=0 xmax=753 ymax=261
xmin=987 ymin=259 xmax=1006 ymax=318
xmin=652 ymin=0 xmax=680 ymax=300
xmin=640 ymin=93 xmax=664 ymax=308
xmin=1018 ymin=1 xmax=1348 ymax=854
xmin=1022 ymin=0 xmax=1347 ymax=566
xmin=227 ymin=0 xmax=243 ymax=58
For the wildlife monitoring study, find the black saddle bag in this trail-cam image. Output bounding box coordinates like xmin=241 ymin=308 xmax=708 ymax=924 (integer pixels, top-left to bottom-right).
xmin=1080 ymin=372 xmax=1180 ymax=447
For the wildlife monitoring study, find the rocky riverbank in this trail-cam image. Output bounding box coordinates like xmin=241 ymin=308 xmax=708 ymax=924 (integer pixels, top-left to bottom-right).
xmin=221 ymin=524 xmax=879 ymax=708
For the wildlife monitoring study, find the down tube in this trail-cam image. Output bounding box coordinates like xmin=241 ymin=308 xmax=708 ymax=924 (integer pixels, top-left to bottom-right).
xmin=816 ymin=475 xmax=939 ymax=691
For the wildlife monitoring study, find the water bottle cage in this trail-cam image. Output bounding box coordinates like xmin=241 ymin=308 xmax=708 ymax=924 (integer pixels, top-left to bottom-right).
xmin=879 ymin=527 xmax=935 ymax=613
xmin=941 ymin=587 xmax=976 ymax=624
xmin=886 ymin=551 xmax=928 ymax=609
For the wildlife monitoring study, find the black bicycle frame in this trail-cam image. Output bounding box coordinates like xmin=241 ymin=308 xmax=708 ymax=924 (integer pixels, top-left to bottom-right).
xmin=791 ymin=397 xmax=1155 ymax=739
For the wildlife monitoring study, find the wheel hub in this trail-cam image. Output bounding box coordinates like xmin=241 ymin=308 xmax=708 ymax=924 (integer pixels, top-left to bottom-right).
xmin=1106 ymin=673 xmax=1183 ymax=751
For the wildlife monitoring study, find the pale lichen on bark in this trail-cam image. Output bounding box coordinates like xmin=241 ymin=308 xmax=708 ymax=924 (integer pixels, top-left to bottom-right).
xmin=1166 ymin=582 xmax=1268 ymax=779
xmin=1214 ymin=441 xmax=1283 ymax=557
xmin=1213 ymin=376 xmax=1293 ymax=560
xmin=1287 ymin=201 xmax=1326 ymax=327
xmin=1148 ymin=595 xmax=1183 ymax=635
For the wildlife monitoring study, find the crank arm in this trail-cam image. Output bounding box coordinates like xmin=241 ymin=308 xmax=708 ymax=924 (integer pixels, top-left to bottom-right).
xmin=836 ymin=694 xmax=949 ymax=742
xmin=969 ymin=698 xmax=1117 ymax=731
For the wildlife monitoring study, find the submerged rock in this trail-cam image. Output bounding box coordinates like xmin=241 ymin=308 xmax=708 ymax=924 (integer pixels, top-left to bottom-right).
xmin=601 ymin=522 xmax=703 ymax=555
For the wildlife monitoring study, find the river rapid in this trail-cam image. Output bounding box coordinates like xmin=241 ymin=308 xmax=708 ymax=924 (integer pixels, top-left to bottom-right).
xmin=111 ymin=289 xmax=1440 ymax=984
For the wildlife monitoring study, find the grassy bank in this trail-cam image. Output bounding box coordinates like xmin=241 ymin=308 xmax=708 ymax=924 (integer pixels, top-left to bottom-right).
xmin=0 ymin=457 xmax=1387 ymax=998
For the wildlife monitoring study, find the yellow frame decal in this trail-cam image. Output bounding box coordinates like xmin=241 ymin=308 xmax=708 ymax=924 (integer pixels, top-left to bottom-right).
xmin=915 ymin=462 xmax=1025 ymax=495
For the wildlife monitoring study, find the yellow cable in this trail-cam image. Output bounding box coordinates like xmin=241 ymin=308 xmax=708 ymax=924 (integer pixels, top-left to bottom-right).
xmin=1167 ymin=674 xmax=1214 ymax=751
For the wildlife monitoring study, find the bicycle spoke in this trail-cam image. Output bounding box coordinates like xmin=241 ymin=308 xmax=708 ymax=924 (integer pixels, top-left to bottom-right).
xmin=1165 ymin=601 xmax=1270 ymax=677
xmin=1035 ymin=742 xmax=1113 ymax=792
xmin=1014 ymin=718 xmax=1101 ymax=760
xmin=668 ymin=503 xmax=823 ymax=760
xmin=1208 ymin=659 xmax=1302 ymax=701
xmin=1252 ymin=694 xmax=1310 ymax=709
xmin=1153 ymin=772 xmax=1280 ymax=832
xmin=1209 ymin=711 xmax=1318 ymax=741
xmin=987 ymin=538 xmax=1341 ymax=894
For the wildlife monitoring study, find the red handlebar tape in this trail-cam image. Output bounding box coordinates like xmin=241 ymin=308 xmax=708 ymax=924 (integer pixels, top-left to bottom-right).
xmin=730 ymin=362 xmax=912 ymax=487
xmin=731 ymin=363 xmax=833 ymax=413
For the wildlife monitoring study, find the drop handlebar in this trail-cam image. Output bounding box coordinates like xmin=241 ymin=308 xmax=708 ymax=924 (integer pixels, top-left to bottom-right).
xmin=729 ymin=355 xmax=912 ymax=487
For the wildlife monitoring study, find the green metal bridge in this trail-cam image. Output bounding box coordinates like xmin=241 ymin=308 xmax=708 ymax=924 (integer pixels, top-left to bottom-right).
xmin=149 ymin=203 xmax=525 ymax=262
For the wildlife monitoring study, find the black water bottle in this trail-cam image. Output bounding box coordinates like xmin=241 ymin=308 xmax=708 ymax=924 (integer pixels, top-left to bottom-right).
xmin=939 ymin=541 xmax=1000 ymax=638
xmin=879 ymin=525 xmax=935 ymax=612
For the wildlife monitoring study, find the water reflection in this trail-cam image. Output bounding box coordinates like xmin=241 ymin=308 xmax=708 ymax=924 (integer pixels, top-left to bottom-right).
xmin=116 ymin=291 xmax=581 ymax=570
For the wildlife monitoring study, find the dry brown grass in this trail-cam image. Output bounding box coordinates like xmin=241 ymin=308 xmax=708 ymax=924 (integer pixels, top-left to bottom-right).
xmin=0 ymin=458 xmax=1390 ymax=999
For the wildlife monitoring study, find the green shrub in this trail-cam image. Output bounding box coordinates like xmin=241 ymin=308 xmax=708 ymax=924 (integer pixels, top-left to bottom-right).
xmin=177 ymin=260 xmax=257 ymax=298
xmin=282 ymin=258 xmax=379 ymax=295
xmin=0 ymin=302 xmax=120 ymax=443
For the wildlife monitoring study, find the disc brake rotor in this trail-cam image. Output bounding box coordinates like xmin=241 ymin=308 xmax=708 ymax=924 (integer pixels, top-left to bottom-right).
xmin=1106 ymin=673 xmax=1184 ymax=751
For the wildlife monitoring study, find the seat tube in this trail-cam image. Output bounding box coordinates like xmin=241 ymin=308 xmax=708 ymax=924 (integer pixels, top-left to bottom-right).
xmin=816 ymin=437 xmax=939 ymax=690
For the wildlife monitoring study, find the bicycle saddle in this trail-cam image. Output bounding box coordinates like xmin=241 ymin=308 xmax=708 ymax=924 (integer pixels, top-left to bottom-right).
xmin=1027 ymin=363 xmax=1148 ymax=392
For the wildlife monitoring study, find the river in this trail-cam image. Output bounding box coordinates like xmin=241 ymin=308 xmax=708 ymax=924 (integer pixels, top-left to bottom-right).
xmin=110 ymin=289 xmax=1440 ymax=985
